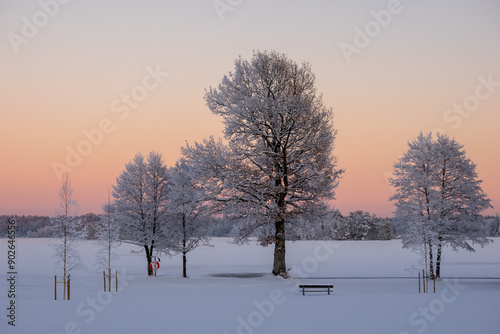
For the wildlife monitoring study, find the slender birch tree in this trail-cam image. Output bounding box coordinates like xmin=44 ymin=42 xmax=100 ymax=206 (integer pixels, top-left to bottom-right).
xmin=50 ymin=173 xmax=84 ymax=298
xmin=167 ymin=158 xmax=211 ymax=278
xmin=95 ymin=184 xmax=120 ymax=276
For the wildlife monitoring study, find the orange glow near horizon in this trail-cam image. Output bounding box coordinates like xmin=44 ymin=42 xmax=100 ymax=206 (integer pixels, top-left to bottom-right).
xmin=1 ymin=1 xmax=499 ymax=218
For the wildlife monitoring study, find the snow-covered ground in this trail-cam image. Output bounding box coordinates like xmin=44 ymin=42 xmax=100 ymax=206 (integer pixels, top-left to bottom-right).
xmin=1 ymin=238 xmax=499 ymax=334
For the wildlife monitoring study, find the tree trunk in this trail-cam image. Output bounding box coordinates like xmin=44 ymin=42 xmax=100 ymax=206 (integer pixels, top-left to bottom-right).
xmin=436 ymin=235 xmax=442 ymax=278
xmin=272 ymin=219 xmax=287 ymax=277
xmin=63 ymin=224 xmax=67 ymax=299
xmin=183 ymin=252 xmax=187 ymax=278
xmin=272 ymin=150 xmax=288 ymax=278
xmin=182 ymin=212 xmax=187 ymax=278
xmin=428 ymin=240 xmax=434 ymax=279
xmin=145 ymin=245 xmax=153 ymax=276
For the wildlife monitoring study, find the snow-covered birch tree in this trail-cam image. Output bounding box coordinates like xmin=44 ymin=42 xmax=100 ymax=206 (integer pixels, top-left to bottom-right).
xmin=390 ymin=132 xmax=492 ymax=278
xmin=94 ymin=184 xmax=120 ymax=274
xmin=187 ymin=50 xmax=343 ymax=277
xmin=166 ymin=158 xmax=211 ymax=278
xmin=50 ymin=173 xmax=84 ymax=297
xmin=113 ymin=151 xmax=170 ymax=276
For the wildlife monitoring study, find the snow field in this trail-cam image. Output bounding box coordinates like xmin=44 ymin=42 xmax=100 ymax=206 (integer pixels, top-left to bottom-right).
xmin=1 ymin=238 xmax=499 ymax=334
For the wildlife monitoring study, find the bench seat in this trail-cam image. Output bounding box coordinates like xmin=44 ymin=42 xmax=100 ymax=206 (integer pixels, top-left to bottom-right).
xmin=299 ymin=284 xmax=334 ymax=295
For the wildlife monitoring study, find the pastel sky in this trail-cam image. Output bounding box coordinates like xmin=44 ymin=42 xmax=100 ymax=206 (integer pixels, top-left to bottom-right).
xmin=1 ymin=0 xmax=499 ymax=217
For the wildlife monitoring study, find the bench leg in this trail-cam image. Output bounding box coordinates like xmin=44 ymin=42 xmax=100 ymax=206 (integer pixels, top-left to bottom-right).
xmin=328 ymin=287 xmax=330 ymax=295
xmin=302 ymin=287 xmax=305 ymax=296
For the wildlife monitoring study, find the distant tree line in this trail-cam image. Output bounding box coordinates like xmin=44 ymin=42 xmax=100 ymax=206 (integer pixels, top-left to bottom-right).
xmin=0 ymin=213 xmax=100 ymax=238
xmin=3 ymin=212 xmax=498 ymax=240
xmin=292 ymin=210 xmax=396 ymax=241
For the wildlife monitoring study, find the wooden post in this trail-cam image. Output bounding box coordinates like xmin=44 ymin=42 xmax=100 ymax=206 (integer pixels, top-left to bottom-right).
xmin=108 ymin=268 xmax=111 ymax=292
xmin=67 ymin=275 xmax=70 ymax=300
xmin=103 ymin=271 xmax=106 ymax=292
xmin=55 ymin=275 xmax=57 ymax=300
xmin=116 ymin=270 xmax=118 ymax=292
xmin=418 ymin=272 xmax=421 ymax=293
xmin=433 ymin=276 xmax=436 ymax=293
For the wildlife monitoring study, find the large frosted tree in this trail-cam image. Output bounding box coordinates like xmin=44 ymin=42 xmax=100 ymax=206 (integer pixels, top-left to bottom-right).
xmin=390 ymin=132 xmax=492 ymax=278
xmin=188 ymin=50 xmax=343 ymax=277
xmin=113 ymin=151 xmax=170 ymax=276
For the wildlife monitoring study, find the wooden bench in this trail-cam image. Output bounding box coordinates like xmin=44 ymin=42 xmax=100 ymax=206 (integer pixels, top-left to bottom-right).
xmin=299 ymin=284 xmax=334 ymax=295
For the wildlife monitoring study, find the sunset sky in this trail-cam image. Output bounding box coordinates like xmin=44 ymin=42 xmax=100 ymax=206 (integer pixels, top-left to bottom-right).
xmin=1 ymin=0 xmax=499 ymax=218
